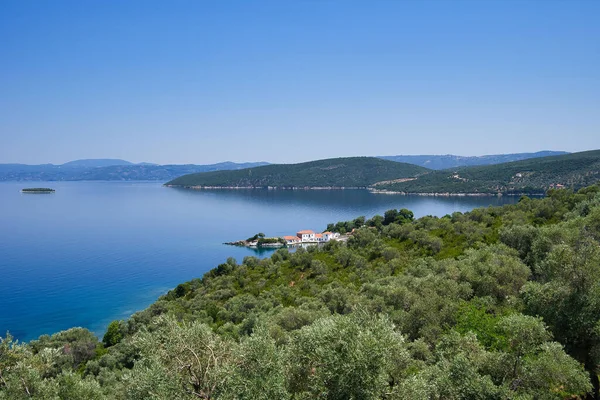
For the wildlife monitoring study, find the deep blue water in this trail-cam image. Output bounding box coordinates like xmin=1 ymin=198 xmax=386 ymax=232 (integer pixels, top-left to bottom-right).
xmin=0 ymin=181 xmax=520 ymax=341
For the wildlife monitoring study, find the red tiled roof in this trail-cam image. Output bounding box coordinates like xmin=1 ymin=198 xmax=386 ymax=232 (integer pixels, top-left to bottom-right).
xmin=297 ymin=230 xmax=314 ymax=234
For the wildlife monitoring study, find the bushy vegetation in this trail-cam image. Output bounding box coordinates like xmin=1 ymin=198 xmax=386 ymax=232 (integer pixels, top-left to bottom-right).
xmin=378 ymin=149 xmax=600 ymax=194
xmin=246 ymin=232 xmax=265 ymax=242
xmin=3 ymin=185 xmax=600 ymax=398
xmin=257 ymin=237 xmax=285 ymax=245
xmin=166 ymin=157 xmax=429 ymax=188
xmin=327 ymin=208 xmax=415 ymax=233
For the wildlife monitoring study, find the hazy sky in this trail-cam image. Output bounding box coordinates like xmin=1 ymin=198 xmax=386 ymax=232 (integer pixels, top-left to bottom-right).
xmin=1 ymin=0 xmax=598 ymax=165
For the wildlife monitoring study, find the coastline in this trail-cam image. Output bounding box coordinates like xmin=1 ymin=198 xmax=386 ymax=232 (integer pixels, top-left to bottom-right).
xmin=369 ymin=189 xmax=546 ymax=196
xmin=164 ymin=185 xmax=368 ymax=190
xmin=165 ymin=185 xmax=545 ymax=197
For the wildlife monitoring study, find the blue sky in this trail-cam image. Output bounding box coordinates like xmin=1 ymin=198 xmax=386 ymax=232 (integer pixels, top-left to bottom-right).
xmin=1 ymin=0 xmax=598 ymax=164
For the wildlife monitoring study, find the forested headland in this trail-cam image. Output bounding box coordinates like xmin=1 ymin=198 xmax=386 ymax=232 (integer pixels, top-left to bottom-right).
xmin=3 ymin=185 xmax=600 ymax=399
xmin=165 ymin=157 xmax=429 ymax=188
xmin=167 ymin=150 xmax=600 ymax=195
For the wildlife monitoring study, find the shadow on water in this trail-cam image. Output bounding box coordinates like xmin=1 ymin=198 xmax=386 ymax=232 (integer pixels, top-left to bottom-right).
xmin=166 ymin=187 xmax=518 ymax=217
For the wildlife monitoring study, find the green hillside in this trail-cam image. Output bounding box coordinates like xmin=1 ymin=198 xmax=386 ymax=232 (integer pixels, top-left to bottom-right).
xmin=166 ymin=157 xmax=430 ymax=188
xmin=375 ymin=149 xmax=600 ymax=194
xmin=3 ymin=186 xmax=600 ymax=398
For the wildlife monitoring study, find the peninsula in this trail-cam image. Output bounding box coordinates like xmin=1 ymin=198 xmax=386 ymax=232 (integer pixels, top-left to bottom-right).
xmin=165 ymin=157 xmax=429 ymax=189
xmin=166 ymin=150 xmax=600 ymax=195
xmin=226 ymin=230 xmax=343 ymax=249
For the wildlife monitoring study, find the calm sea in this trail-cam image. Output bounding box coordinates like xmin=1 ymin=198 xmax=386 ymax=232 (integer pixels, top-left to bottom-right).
xmin=0 ymin=181 xmax=519 ymax=341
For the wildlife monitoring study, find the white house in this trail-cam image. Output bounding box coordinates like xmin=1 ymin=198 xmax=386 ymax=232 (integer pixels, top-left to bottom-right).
xmin=283 ymin=235 xmax=301 ymax=245
xmin=282 ymin=230 xmax=341 ymax=244
xmin=322 ymin=231 xmax=339 ymax=241
xmin=297 ymin=230 xmax=316 ymax=242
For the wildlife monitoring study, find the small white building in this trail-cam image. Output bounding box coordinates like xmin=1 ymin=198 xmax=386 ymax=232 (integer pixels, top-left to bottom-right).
xmin=297 ymin=230 xmax=316 ymax=242
xmin=322 ymin=231 xmax=339 ymax=241
xmin=283 ymin=235 xmax=301 ymax=245
xmin=282 ymin=230 xmax=341 ymax=245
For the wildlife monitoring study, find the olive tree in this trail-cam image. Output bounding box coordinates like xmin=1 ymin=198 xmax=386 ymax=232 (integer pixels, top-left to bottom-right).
xmin=284 ymin=311 xmax=408 ymax=400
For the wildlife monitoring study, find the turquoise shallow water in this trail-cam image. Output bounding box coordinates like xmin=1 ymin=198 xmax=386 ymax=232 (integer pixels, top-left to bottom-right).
xmin=0 ymin=181 xmax=519 ymax=341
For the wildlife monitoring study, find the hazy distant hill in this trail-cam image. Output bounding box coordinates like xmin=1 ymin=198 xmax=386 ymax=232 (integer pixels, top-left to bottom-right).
xmin=166 ymin=157 xmax=430 ymax=188
xmin=379 ymin=151 xmax=568 ymax=170
xmin=375 ymin=150 xmax=600 ymax=194
xmin=76 ymin=162 xmax=272 ymax=181
xmin=60 ymin=159 xmax=134 ymax=168
xmin=0 ymin=161 xmax=270 ymax=181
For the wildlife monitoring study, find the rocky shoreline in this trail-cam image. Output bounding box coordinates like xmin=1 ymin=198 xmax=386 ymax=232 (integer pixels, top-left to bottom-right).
xmin=224 ymin=239 xmax=285 ymax=249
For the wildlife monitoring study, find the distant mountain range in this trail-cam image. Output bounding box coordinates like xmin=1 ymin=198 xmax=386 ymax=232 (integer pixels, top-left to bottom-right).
xmin=378 ymin=151 xmax=569 ymax=170
xmin=0 ymin=151 xmax=571 ymax=182
xmin=0 ymin=160 xmax=270 ymax=181
xmin=60 ymin=159 xmax=136 ymax=168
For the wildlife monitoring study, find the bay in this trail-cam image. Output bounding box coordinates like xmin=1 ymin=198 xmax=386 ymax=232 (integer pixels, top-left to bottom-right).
xmin=0 ymin=181 xmax=520 ymax=341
